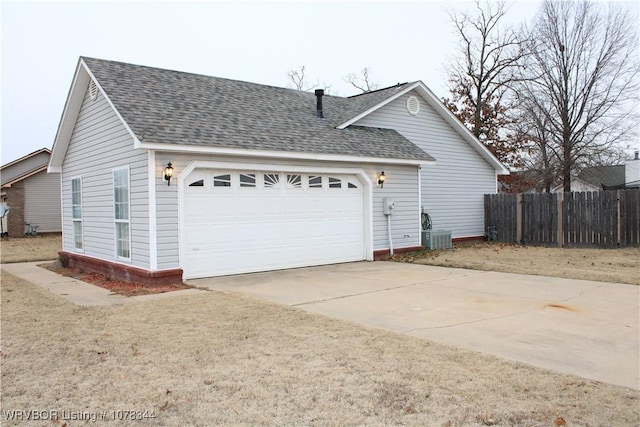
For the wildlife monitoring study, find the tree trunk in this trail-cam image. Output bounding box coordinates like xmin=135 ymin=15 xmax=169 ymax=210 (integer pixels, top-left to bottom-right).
xmin=562 ymin=138 xmax=572 ymax=192
xmin=474 ymin=86 xmax=483 ymax=138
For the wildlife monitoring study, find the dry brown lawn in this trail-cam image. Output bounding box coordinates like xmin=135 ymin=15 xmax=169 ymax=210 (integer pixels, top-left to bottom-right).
xmin=2 ymin=237 xmax=639 ymax=425
xmin=392 ymin=242 xmax=640 ymax=286
xmin=0 ymin=234 xmax=61 ymax=264
xmin=1 ymin=272 xmax=638 ymax=426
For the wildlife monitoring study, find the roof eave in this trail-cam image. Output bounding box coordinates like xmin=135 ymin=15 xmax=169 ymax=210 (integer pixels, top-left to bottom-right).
xmin=138 ymin=141 xmax=434 ymax=166
xmin=49 ymin=59 xmax=87 ymax=172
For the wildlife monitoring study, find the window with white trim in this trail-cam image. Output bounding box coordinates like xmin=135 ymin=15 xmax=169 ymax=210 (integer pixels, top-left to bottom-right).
xmin=264 ymin=173 xmax=280 ymax=188
xmin=71 ymin=177 xmax=83 ymax=250
xmin=240 ymin=173 xmax=256 ymax=188
xmin=286 ymin=174 xmax=302 ymax=189
xmin=329 ymin=177 xmax=342 ymax=188
xmin=213 ymin=174 xmax=232 ymax=187
xmin=113 ymin=167 xmax=131 ymax=260
xmin=309 ymin=175 xmax=323 ymax=188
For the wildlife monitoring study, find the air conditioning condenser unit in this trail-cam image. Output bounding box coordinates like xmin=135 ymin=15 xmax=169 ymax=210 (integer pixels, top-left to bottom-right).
xmin=422 ymin=230 xmax=452 ymax=250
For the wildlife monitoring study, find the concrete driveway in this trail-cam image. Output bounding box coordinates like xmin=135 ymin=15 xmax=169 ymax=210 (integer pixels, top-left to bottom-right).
xmin=190 ymin=261 xmax=640 ymax=390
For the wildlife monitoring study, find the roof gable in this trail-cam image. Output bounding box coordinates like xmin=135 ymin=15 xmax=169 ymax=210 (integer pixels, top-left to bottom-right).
xmin=337 ymin=81 xmax=509 ymax=174
xmin=49 ymin=58 xmax=139 ymax=172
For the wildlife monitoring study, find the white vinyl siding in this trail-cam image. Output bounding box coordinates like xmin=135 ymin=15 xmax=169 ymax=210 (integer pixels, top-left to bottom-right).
xmin=370 ymin=165 xmax=421 ymax=250
xmin=354 ymin=90 xmax=497 ymax=238
xmin=23 ymin=170 xmax=62 ymax=232
xmin=71 ymin=177 xmax=83 ymax=250
xmin=154 ymin=153 xmax=421 ymax=269
xmin=61 ymin=82 xmax=149 ymax=268
xmin=113 ymin=167 xmax=131 ymax=260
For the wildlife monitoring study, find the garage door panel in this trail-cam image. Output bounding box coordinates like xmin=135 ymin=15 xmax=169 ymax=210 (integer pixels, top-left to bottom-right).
xmin=182 ymin=170 xmax=366 ymax=278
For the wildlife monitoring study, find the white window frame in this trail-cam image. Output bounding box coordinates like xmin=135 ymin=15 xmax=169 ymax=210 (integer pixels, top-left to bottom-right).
xmin=70 ymin=177 xmax=83 ymax=251
xmin=113 ymin=166 xmax=131 ymax=261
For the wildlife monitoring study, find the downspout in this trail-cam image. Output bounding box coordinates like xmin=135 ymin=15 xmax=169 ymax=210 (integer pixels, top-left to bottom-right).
xmin=387 ymin=214 xmax=394 ymax=256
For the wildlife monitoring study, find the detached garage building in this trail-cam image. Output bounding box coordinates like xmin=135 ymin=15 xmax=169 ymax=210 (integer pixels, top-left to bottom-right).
xmin=49 ymin=57 xmax=507 ymax=284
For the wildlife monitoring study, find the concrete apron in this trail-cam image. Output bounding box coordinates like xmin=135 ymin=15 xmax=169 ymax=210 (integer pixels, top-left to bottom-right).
xmin=189 ymin=261 xmax=640 ymax=390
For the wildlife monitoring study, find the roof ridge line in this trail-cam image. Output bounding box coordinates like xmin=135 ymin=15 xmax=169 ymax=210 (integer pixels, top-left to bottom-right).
xmin=347 ymin=82 xmax=411 ymax=99
xmin=81 ymin=56 xmax=346 ymax=99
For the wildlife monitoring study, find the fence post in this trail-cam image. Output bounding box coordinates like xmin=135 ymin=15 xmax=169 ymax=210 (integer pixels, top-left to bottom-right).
xmin=556 ymin=192 xmax=564 ymax=247
xmin=516 ymin=193 xmax=522 ymax=244
xmin=617 ymin=190 xmax=622 ymax=246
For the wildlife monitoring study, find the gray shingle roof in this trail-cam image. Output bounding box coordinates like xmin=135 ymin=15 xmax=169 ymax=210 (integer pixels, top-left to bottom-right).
xmin=82 ymin=57 xmax=433 ymax=162
xmin=578 ymin=165 xmax=626 ymax=189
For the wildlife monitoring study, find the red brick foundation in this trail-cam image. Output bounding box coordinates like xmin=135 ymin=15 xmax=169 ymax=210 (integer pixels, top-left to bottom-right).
xmin=373 ymin=246 xmax=424 ymax=261
xmin=59 ymin=251 xmax=184 ymax=286
xmin=373 ymin=236 xmax=486 ymax=260
xmin=452 ymin=236 xmax=486 ymax=244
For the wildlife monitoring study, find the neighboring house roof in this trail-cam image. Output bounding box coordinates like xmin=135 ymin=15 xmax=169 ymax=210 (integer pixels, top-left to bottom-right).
xmin=551 ymin=165 xmax=628 ymax=192
xmin=578 ymin=165 xmax=626 ymax=189
xmin=1 ymin=148 xmax=52 ymax=187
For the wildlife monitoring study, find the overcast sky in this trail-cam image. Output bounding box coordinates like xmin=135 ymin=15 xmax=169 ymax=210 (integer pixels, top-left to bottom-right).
xmin=1 ymin=0 xmax=559 ymax=164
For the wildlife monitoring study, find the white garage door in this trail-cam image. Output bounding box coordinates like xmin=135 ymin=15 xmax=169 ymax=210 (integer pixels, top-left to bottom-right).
xmin=182 ymin=169 xmax=366 ymax=278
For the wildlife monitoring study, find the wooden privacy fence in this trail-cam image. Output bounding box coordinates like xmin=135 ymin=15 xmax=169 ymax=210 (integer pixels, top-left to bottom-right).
xmin=484 ymin=190 xmax=640 ymax=247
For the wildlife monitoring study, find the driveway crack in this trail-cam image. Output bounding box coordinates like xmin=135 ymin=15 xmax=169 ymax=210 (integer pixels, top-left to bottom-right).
xmin=403 ymin=308 xmax=541 ymax=333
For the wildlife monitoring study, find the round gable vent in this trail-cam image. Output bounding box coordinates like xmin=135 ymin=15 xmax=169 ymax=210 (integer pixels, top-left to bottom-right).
xmin=89 ymin=80 xmax=99 ymax=101
xmin=406 ymin=95 xmax=420 ymax=115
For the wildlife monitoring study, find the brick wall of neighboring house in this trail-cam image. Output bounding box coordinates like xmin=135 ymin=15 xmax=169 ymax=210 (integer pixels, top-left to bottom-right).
xmin=6 ymin=181 xmax=25 ymax=237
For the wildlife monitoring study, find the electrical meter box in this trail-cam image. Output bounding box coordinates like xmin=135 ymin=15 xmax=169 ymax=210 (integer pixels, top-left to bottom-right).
xmin=383 ymin=198 xmax=396 ymax=215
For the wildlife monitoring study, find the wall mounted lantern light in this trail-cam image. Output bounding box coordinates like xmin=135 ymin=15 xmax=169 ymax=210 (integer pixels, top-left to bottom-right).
xmin=377 ymin=171 xmax=386 ymax=188
xmin=164 ymin=162 xmax=174 ymax=186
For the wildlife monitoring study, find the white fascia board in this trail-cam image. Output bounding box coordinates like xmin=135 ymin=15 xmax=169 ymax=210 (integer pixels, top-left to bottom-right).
xmin=412 ymin=83 xmax=509 ymax=175
xmin=48 ymin=58 xmax=141 ymax=173
xmin=139 ymin=141 xmax=434 ymax=166
xmin=339 ymin=81 xmax=510 ymax=175
xmin=337 ymin=82 xmax=422 ymax=130
xmin=49 ymin=59 xmax=88 ymax=172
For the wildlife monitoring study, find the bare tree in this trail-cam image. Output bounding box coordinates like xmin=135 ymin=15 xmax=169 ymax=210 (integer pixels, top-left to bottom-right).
xmin=287 ymin=66 xmax=333 ymax=94
xmin=443 ymin=1 xmax=528 ymax=167
xmin=287 ymin=66 xmax=317 ymax=91
xmin=344 ymin=67 xmax=379 ymax=93
xmin=511 ymin=99 xmax=559 ymax=192
xmin=517 ymin=0 xmax=639 ymax=192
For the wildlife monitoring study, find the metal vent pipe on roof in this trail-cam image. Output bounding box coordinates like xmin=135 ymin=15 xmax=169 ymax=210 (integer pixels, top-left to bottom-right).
xmin=315 ymin=89 xmax=324 ymax=118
